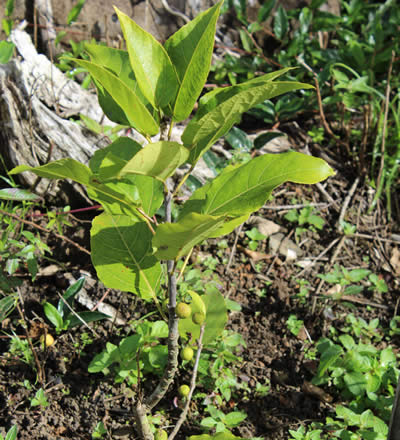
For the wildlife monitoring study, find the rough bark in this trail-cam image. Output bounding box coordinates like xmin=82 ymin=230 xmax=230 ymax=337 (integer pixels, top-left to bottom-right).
xmin=0 ymin=28 xmax=108 ymax=199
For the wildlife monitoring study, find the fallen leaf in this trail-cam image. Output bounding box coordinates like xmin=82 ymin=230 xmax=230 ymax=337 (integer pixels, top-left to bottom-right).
xmin=302 ymin=381 xmax=333 ymax=403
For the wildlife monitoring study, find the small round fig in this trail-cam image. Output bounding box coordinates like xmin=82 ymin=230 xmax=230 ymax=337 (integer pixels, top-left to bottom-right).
xmin=178 ymin=384 xmax=190 ymax=398
xmin=192 ymin=312 xmax=205 ymax=325
xmin=40 ymin=333 xmax=54 ymax=347
xmin=175 ymin=302 xmax=191 ymax=319
xmin=155 ymin=429 xmax=168 ymax=440
xmin=180 ymin=347 xmax=194 ymax=361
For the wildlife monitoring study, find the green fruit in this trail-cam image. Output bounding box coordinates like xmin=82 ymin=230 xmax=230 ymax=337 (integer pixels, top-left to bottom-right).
xmin=176 ymin=302 xmax=192 ymax=319
xmin=192 ymin=312 xmax=205 ymax=325
xmin=155 ymin=429 xmax=168 ymax=440
xmin=180 ymin=347 xmax=194 ymax=361
xmin=178 ymin=384 xmax=190 ymax=398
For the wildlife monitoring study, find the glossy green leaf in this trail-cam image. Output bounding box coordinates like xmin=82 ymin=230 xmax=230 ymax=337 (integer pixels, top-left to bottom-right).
xmin=274 ymin=5 xmax=288 ymax=39
xmin=183 ymin=73 xmax=313 ymax=163
xmin=178 ymin=289 xmax=227 ymax=346
xmin=89 ymin=137 xmax=142 ymax=178
xmin=10 ymin=160 xmax=92 ymax=185
xmin=43 ymin=302 xmax=64 ymax=330
xmin=132 ymin=175 xmax=164 ymax=217
xmin=118 ymin=141 xmax=189 ymax=182
xmin=180 ymin=152 xmax=334 ymax=236
xmin=90 ymin=213 xmax=162 ymax=300
xmin=10 ymin=160 xmax=143 ymax=219
xmin=84 ymin=44 xmax=155 ymax=119
xmin=87 ymin=177 xmax=142 ymax=218
xmin=58 ymin=276 xmax=85 ymax=316
xmin=0 ymin=188 xmax=40 ymax=201
xmin=115 ymin=7 xmax=178 ymax=108
xmin=164 ymin=0 xmax=222 ymax=121
xmin=73 ymin=59 xmax=159 ymax=135
xmin=66 ymin=311 xmax=111 ymax=329
xmin=153 ymin=213 xmax=227 ymax=260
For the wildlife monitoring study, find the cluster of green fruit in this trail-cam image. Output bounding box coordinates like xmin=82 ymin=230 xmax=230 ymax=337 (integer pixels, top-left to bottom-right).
xmin=175 ymin=302 xmax=205 ymax=325
xmin=175 ymin=301 xmax=206 ymax=402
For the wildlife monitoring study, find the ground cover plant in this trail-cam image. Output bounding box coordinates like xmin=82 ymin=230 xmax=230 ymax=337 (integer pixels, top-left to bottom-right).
xmin=7 ymin=2 xmax=334 ymax=438
xmin=1 ymin=1 xmax=400 ymax=439
xmin=213 ymin=0 xmax=400 ymax=218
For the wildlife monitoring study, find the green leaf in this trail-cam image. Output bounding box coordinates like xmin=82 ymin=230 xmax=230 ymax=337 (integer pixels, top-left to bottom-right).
xmin=148 ymin=345 xmax=168 ymax=369
xmin=58 ymin=276 xmax=85 ymax=316
xmin=164 ymin=1 xmax=222 ymax=121
xmin=274 ymin=5 xmax=288 ymax=40
xmin=88 ymin=342 xmax=118 ymax=373
xmin=380 ymin=347 xmax=396 ymax=367
xmin=67 ymin=0 xmax=86 ymax=24
xmin=365 ymin=372 xmax=381 ymax=393
xmin=183 ymin=72 xmax=314 ymax=163
xmin=10 ymin=160 xmax=144 ymax=219
xmin=5 ymin=425 xmax=17 ymax=440
xmin=0 ymin=188 xmax=40 ymax=201
xmin=180 ymin=152 xmax=334 ymax=236
xmin=224 ymin=411 xmax=247 ymax=427
xmin=133 ymin=175 xmax=164 ymax=217
xmin=84 ymin=44 xmax=155 ymax=118
xmin=43 ymin=302 xmax=65 ymax=330
xmin=343 ymin=371 xmax=367 ymax=396
xmin=115 ymin=7 xmax=178 ymax=108
xmin=90 ymin=137 xmax=142 ymax=181
xmin=179 ymin=289 xmax=227 ymax=346
xmin=72 ymin=59 xmax=159 ymax=135
xmin=5 ymin=0 xmax=15 ymax=16
xmin=10 ymin=159 xmax=92 ymax=185
xmin=66 ymin=311 xmax=111 ymax=329
xmin=0 ymin=294 xmax=18 ymax=322
xmin=153 ymin=213 xmax=227 ymax=260
xmin=119 ymin=141 xmax=189 ymax=182
xmin=348 ymin=268 xmax=370 ymax=282
xmin=0 ymin=41 xmax=15 ymax=64
xmin=90 ymin=213 xmax=162 ymax=300
xmin=315 ymin=343 xmax=343 ymax=377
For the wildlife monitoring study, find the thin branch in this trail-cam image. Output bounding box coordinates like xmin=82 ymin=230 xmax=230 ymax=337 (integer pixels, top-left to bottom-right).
xmin=337 ymin=177 xmax=359 ymax=232
xmin=296 ymin=237 xmax=341 ymax=278
xmin=226 ymin=223 xmax=243 ymax=272
xmin=160 ymin=0 xmax=190 ymax=23
xmin=169 ymin=324 xmax=206 ymax=440
xmin=0 ymin=209 xmax=90 ymax=255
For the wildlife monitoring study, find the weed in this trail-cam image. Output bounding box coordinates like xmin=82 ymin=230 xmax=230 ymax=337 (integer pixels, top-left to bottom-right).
xmin=43 ymin=276 xmax=110 ymax=333
xmin=245 ymin=227 xmax=266 ymax=251
xmin=287 ymin=315 xmax=304 ymax=337
xmin=0 ymin=425 xmax=17 ymax=440
xmin=30 ymin=388 xmax=49 ymax=408
xmin=285 ymin=206 xmax=325 ymax=237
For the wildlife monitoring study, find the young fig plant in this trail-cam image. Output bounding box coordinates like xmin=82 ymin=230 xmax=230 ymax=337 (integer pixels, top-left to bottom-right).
xmin=11 ymin=1 xmax=334 ymax=439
